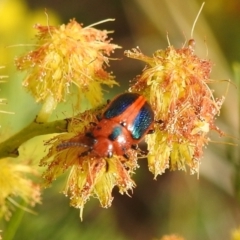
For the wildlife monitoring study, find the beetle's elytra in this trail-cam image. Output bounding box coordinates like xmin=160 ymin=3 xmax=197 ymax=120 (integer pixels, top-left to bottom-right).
xmin=89 ymin=92 xmax=154 ymax=158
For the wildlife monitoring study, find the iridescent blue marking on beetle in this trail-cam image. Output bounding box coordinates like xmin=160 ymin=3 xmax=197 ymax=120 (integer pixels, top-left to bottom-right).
xmin=131 ymin=103 xmax=154 ymax=139
xmin=104 ymin=93 xmax=139 ymax=119
xmin=108 ymin=126 xmax=122 ymax=141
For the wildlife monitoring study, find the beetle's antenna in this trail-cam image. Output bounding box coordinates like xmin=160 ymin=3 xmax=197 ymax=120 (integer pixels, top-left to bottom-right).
xmin=57 ymin=142 xmax=89 ymax=150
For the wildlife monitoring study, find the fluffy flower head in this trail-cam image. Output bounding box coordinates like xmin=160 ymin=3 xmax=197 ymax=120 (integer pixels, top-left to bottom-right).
xmin=15 ymin=19 xmax=120 ymax=106
xmin=41 ymin=107 xmax=138 ymax=219
xmin=0 ymin=158 xmax=41 ymax=220
xmin=125 ymin=40 xmax=225 ymax=177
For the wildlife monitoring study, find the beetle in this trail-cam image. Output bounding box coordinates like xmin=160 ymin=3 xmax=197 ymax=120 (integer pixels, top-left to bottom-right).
xmin=58 ymin=92 xmax=154 ymax=159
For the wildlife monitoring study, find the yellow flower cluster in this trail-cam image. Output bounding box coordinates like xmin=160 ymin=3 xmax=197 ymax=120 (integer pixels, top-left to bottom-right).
xmin=125 ymin=40 xmax=225 ymax=177
xmin=15 ymin=19 xmax=120 ymax=108
xmin=0 ymin=158 xmax=41 ymax=220
xmin=41 ymin=107 xmax=138 ymax=220
xmin=39 ymin=37 xmax=227 ymax=218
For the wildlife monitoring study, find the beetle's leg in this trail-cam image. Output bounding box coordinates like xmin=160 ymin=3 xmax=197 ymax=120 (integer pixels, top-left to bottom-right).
xmin=107 ymin=151 xmax=113 ymax=158
xmin=131 ymin=144 xmax=138 ymax=150
xmin=79 ymin=147 xmax=92 ymax=157
xmin=105 ymin=160 xmax=109 ymax=172
xmin=85 ymin=132 xmax=94 ymax=138
xmin=121 ymin=146 xmax=129 ymax=159
xmin=96 ymin=114 xmax=102 ymax=122
xmin=147 ymin=129 xmax=155 ymax=134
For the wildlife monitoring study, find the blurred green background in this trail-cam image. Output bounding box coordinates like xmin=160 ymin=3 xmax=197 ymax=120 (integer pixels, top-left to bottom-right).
xmin=0 ymin=0 xmax=239 ymax=239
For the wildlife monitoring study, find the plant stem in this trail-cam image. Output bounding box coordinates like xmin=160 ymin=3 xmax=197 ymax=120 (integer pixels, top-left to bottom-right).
xmin=0 ymin=118 xmax=68 ymax=159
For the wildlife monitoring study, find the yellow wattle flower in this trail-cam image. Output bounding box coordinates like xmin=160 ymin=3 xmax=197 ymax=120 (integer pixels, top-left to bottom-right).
xmin=0 ymin=158 xmax=41 ymax=220
xmin=125 ymin=40 xmax=225 ymax=177
xmin=41 ymin=107 xmax=137 ymax=220
xmin=15 ymin=19 xmax=121 ymax=120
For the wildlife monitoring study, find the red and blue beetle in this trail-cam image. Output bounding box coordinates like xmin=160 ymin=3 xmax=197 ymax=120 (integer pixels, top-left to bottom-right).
xmin=59 ymin=92 xmax=154 ymax=158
